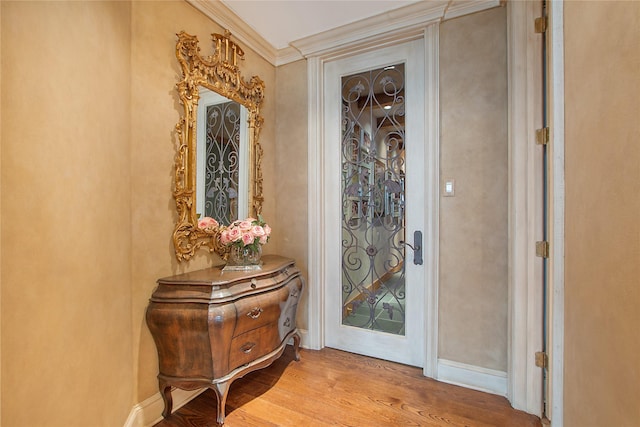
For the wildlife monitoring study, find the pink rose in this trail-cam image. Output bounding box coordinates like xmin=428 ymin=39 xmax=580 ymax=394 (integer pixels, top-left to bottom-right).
xmin=238 ymin=220 xmax=253 ymax=231
xmin=259 ymin=235 xmax=268 ymax=245
xmin=241 ymin=231 xmax=255 ymax=245
xmin=226 ymin=227 xmax=242 ymax=243
xmin=263 ymin=224 xmax=271 ymax=236
xmin=251 ymin=225 xmax=266 ymax=237
xmin=197 ymin=216 xmax=218 ymax=230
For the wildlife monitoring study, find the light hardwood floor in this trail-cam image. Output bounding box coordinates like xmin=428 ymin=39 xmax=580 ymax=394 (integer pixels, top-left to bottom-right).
xmin=154 ymin=346 xmax=542 ymax=427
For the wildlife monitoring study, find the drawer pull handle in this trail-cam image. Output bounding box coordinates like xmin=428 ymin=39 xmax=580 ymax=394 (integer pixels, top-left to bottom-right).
xmin=240 ymin=342 xmax=256 ymax=354
xmin=250 ymin=279 xmax=258 ymax=289
xmin=247 ymin=307 xmax=263 ymax=319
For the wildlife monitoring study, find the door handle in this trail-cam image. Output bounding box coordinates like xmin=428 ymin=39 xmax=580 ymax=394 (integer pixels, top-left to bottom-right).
xmin=400 ymin=230 xmax=423 ymax=265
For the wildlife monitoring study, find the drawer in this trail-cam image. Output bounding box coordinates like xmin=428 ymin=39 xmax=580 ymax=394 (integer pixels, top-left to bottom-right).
xmin=234 ymin=287 xmax=288 ymax=336
xmin=228 ymin=325 xmax=280 ymax=371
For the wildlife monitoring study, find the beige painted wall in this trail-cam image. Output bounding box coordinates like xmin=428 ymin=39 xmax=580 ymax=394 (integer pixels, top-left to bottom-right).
xmin=1 ymin=1 xmax=133 ymax=425
xmin=0 ymin=0 xmax=277 ymax=425
xmin=128 ymin=0 xmax=277 ymax=402
xmin=274 ymin=59 xmax=309 ymax=329
xmin=564 ymin=1 xmax=640 ymax=425
xmin=439 ymin=7 xmax=508 ymax=371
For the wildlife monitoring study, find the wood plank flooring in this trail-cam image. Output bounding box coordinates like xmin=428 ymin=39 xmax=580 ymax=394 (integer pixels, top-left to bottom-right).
xmin=154 ymin=346 xmax=542 ymax=427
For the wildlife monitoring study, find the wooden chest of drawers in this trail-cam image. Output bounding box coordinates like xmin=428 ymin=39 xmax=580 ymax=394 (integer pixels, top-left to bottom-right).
xmin=146 ymin=255 xmax=303 ymax=425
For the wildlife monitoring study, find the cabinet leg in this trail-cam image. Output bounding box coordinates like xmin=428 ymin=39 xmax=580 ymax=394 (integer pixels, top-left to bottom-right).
xmin=159 ymin=381 xmax=173 ymax=418
xmin=210 ymin=382 xmax=230 ymax=425
xmin=293 ymin=332 xmax=301 ymax=361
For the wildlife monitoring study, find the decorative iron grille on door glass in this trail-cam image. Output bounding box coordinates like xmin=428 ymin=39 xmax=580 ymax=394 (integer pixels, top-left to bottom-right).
xmin=204 ymin=101 xmax=241 ymax=226
xmin=341 ymin=63 xmax=407 ymax=335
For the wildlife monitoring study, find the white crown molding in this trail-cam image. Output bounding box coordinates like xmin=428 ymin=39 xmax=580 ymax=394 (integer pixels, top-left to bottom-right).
xmin=275 ymin=46 xmax=305 ymax=67
xmin=289 ymin=1 xmax=448 ymax=59
xmin=444 ymin=0 xmax=503 ymax=20
xmin=186 ymin=0 xmax=278 ymax=65
xmin=188 ymin=0 xmax=501 ymax=66
xmin=288 ymin=0 xmax=501 ymax=61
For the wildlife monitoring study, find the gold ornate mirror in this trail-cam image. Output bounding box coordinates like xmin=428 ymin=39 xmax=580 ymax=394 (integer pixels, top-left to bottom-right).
xmin=173 ymin=30 xmax=264 ymax=261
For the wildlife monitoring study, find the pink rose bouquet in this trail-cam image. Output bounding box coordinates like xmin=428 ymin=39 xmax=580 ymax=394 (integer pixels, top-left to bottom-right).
xmin=220 ymin=215 xmax=271 ymax=251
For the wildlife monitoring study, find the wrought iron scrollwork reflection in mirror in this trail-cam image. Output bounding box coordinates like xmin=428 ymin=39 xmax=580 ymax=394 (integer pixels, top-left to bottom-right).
xmin=173 ymin=30 xmax=264 ymax=261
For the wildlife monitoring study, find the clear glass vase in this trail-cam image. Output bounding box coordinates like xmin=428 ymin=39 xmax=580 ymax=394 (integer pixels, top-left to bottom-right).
xmin=226 ymin=244 xmax=262 ymax=270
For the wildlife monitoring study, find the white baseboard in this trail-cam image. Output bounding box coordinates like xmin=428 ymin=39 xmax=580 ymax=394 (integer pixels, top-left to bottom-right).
xmin=297 ymin=328 xmax=309 ymax=349
xmin=437 ymin=358 xmax=507 ymax=397
xmin=124 ymin=387 xmax=206 ymax=427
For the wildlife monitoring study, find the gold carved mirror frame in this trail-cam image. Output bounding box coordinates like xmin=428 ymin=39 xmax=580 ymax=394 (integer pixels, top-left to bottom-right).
xmin=173 ymin=30 xmax=265 ymax=261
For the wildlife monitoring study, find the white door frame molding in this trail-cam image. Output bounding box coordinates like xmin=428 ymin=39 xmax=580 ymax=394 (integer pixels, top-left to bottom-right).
xmin=507 ymin=0 xmax=552 ymax=417
xmin=548 ymin=1 xmax=565 ymax=424
xmin=507 ymin=1 xmax=565 ymax=420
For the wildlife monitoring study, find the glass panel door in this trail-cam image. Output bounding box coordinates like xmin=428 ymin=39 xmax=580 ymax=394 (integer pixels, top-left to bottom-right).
xmin=324 ymin=39 xmax=426 ymax=367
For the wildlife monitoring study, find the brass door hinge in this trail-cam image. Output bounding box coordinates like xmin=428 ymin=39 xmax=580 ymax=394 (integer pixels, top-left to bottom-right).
xmin=536 ymin=127 xmax=549 ymax=145
xmin=536 ymin=241 xmax=549 ymax=258
xmin=535 ymin=16 xmax=548 ymax=33
xmin=535 ymin=351 xmax=548 ymax=368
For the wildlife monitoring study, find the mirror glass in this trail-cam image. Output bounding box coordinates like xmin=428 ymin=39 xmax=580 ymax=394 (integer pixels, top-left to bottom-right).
xmin=173 ymin=31 xmax=264 ymax=261
xmin=196 ymin=89 xmax=249 ymax=226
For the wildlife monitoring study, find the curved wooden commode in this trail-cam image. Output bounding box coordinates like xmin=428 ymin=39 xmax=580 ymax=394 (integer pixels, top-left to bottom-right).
xmin=146 ymin=255 xmax=303 ymax=425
